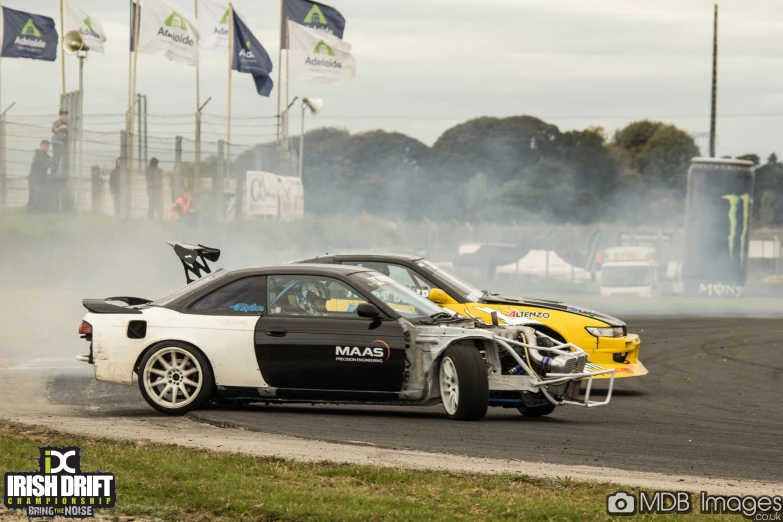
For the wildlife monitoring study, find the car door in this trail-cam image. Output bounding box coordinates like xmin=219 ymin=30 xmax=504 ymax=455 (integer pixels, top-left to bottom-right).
xmin=254 ymin=274 xmax=406 ymax=397
xmin=184 ymin=275 xmax=268 ymax=388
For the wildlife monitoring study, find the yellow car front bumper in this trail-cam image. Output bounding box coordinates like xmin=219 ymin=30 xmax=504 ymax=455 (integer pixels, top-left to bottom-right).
xmin=588 ymin=333 xmax=647 ymax=379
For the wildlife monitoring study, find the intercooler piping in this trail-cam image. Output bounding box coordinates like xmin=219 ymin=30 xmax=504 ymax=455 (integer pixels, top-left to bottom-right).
xmin=495 ymin=326 xmax=577 ymax=375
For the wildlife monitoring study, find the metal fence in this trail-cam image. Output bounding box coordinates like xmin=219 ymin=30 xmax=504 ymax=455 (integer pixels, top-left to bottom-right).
xmin=0 ymin=110 xmax=298 ymax=221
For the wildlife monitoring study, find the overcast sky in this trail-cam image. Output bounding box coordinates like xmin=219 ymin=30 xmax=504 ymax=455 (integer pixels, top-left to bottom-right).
xmin=2 ymin=0 xmax=783 ymax=158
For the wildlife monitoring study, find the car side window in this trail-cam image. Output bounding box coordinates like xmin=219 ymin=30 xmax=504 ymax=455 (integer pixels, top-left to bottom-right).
xmin=267 ymin=275 xmax=368 ymax=317
xmin=343 ymin=262 xmax=435 ymax=298
xmin=193 ymin=277 xmax=267 ymax=313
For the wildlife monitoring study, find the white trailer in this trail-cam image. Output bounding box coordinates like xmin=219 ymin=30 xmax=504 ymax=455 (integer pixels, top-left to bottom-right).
xmin=599 ymin=246 xmax=659 ymax=297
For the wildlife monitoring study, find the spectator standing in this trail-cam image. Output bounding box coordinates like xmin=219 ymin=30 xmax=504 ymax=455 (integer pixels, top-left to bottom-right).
xmin=145 ymin=157 xmax=162 ymax=220
xmin=28 ymin=140 xmax=53 ymax=212
xmin=171 ymin=188 xmax=191 ymax=222
xmin=51 ymin=109 xmax=69 ymax=175
xmin=109 ymin=157 xmax=121 ymax=216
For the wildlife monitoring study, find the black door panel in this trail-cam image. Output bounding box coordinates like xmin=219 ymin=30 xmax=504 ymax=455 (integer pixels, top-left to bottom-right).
xmin=254 ymin=316 xmax=406 ymax=393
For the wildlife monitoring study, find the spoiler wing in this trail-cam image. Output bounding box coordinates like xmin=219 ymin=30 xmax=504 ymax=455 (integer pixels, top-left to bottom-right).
xmin=167 ymin=242 xmax=221 ymax=284
xmin=83 ymin=299 xmax=143 ymax=314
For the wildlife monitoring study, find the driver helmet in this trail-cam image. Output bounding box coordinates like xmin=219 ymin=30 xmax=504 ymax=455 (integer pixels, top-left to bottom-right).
xmin=296 ymin=281 xmax=330 ymax=316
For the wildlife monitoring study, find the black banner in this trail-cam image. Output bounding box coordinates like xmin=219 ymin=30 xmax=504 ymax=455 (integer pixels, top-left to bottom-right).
xmin=682 ymin=159 xmax=755 ymax=297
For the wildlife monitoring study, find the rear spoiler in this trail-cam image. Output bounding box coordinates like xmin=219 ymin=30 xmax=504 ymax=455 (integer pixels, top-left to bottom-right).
xmin=167 ymin=241 xmax=221 ymax=284
xmin=83 ymin=299 xmax=143 ymax=314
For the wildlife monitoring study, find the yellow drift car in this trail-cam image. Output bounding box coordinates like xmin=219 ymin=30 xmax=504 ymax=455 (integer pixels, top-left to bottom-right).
xmin=297 ymin=254 xmax=646 ymax=379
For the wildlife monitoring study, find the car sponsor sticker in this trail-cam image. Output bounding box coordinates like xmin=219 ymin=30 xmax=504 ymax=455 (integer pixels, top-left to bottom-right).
xmin=506 ymin=309 xmax=550 ymax=319
xmin=3 ymin=446 xmax=116 ymax=519
xmin=475 ymin=306 xmax=541 ymax=326
xmin=229 ymin=303 xmax=265 ymax=313
xmin=585 ymin=362 xmax=605 ymax=373
xmin=335 ymin=340 xmax=390 ymax=363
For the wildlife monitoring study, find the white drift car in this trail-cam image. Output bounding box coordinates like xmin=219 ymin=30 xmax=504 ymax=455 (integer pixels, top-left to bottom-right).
xmin=76 ymin=243 xmax=614 ymax=419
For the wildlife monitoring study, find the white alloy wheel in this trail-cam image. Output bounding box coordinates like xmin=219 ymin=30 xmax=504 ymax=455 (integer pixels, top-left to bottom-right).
xmin=440 ymin=356 xmax=460 ymax=416
xmin=438 ymin=345 xmax=489 ymax=420
xmin=143 ymin=347 xmax=203 ymax=410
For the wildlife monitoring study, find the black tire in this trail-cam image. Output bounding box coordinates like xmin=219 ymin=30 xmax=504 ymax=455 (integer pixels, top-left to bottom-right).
xmin=518 ymin=404 xmax=556 ymax=417
xmin=439 ymin=345 xmax=489 ymax=421
xmin=138 ymin=342 xmax=215 ymax=415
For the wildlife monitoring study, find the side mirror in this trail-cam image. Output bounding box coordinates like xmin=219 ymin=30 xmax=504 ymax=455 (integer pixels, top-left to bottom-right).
xmin=428 ymin=288 xmax=457 ymax=305
xmin=356 ymin=303 xmax=381 ymax=319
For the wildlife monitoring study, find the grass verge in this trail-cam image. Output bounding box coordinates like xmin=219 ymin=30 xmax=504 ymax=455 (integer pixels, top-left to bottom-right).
xmin=0 ymin=422 xmax=740 ymax=521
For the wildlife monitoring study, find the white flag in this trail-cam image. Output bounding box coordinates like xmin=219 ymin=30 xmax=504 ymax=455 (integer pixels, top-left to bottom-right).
xmin=288 ymin=21 xmax=355 ymax=85
xmin=136 ymin=0 xmax=199 ymax=66
xmin=64 ymin=1 xmax=107 ymax=53
xmin=198 ymin=0 xmax=229 ymax=50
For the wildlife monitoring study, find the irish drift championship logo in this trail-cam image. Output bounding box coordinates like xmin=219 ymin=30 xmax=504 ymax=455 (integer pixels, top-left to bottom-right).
xmin=4 ymin=446 xmax=116 ymax=518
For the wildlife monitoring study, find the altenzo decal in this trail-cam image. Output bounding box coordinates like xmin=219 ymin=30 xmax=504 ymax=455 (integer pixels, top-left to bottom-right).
xmin=722 ymin=193 xmax=752 ymax=265
xmin=507 ymin=309 xmax=550 ymax=319
xmin=475 ymin=306 xmax=541 ymax=326
xmin=335 ymin=340 xmax=390 ymax=363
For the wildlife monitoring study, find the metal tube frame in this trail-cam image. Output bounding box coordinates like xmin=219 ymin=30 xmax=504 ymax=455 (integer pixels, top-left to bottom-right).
xmin=493 ymin=336 xmax=615 ymax=408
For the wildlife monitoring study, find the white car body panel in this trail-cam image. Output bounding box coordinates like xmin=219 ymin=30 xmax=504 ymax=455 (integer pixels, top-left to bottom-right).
xmin=88 ymin=307 xmax=266 ymax=388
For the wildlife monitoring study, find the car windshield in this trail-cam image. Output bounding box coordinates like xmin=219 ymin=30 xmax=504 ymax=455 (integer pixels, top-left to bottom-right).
xmin=417 ymin=259 xmax=484 ymax=302
xmin=349 ymin=271 xmax=446 ymax=319
xmin=151 ymin=269 xmax=229 ymax=307
xmin=601 ymin=266 xmax=652 ymax=288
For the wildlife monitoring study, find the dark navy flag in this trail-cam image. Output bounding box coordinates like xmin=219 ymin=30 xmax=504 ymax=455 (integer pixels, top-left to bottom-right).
xmin=232 ymin=11 xmax=274 ymax=97
xmin=281 ymin=0 xmax=344 ymax=48
xmin=1 ymin=7 xmax=58 ymax=61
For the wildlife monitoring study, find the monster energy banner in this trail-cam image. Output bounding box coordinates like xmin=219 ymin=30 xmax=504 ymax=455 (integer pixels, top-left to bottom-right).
xmin=1 ymin=7 xmax=58 ymax=61
xmin=682 ymin=158 xmax=755 ymax=298
xmin=280 ymin=0 xmax=345 ymax=48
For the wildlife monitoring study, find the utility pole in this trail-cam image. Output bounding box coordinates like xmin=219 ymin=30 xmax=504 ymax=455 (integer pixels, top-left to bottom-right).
xmin=143 ymin=95 xmax=148 ymax=168
xmin=195 ymin=97 xmax=211 ymax=186
xmin=137 ymin=94 xmax=143 ymax=172
xmin=709 ymin=4 xmax=718 ymax=158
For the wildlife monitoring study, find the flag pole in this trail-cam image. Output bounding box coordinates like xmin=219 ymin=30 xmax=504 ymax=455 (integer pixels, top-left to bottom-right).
xmin=276 ymin=0 xmax=283 ymax=144
xmin=194 ymin=0 xmax=201 ymax=184
xmin=130 ymin=0 xmax=140 ymax=181
xmin=285 ymin=17 xmax=290 ymax=177
xmin=127 ymin=1 xmax=133 ymax=112
xmin=60 ymin=0 xmax=65 ymax=94
xmin=226 ymin=3 xmax=233 ymax=208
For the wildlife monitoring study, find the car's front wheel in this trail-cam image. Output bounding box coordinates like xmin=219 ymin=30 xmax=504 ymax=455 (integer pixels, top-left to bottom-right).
xmin=439 ymin=345 xmax=489 ymax=421
xmin=138 ymin=342 xmax=214 ymax=415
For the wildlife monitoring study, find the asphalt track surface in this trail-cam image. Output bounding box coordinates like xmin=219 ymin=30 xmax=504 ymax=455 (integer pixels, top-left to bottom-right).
xmin=47 ymin=318 xmax=783 ymax=483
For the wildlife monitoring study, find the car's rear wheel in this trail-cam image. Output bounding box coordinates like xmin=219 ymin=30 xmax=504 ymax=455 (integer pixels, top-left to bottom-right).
xmin=139 ymin=342 xmax=214 ymax=415
xmin=439 ymin=345 xmax=489 ymax=421
xmin=518 ymin=404 xmax=556 ymax=417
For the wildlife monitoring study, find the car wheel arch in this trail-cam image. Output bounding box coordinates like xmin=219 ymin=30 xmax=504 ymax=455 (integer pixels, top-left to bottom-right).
xmin=530 ymin=325 xmax=566 ymax=345
xmin=133 ymin=340 xmax=215 ymax=379
xmin=431 ymin=338 xmax=488 ymax=391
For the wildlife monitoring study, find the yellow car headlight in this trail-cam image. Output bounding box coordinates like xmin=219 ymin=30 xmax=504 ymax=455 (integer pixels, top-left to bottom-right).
xmin=585 ymin=326 xmax=624 ymax=338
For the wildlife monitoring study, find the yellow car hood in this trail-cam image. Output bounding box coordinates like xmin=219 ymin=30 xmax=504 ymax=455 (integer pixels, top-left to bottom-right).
xmin=478 ymin=295 xmax=625 ymax=327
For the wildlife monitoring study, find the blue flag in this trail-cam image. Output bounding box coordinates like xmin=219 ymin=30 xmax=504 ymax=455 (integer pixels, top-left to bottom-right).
xmin=1 ymin=7 xmax=58 ymax=61
xmin=232 ymin=11 xmax=274 ymax=97
xmin=281 ymin=0 xmax=345 ymax=48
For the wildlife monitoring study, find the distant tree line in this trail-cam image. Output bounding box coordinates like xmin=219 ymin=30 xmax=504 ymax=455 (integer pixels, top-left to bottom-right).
xmin=235 ymin=115 xmax=780 ymax=226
